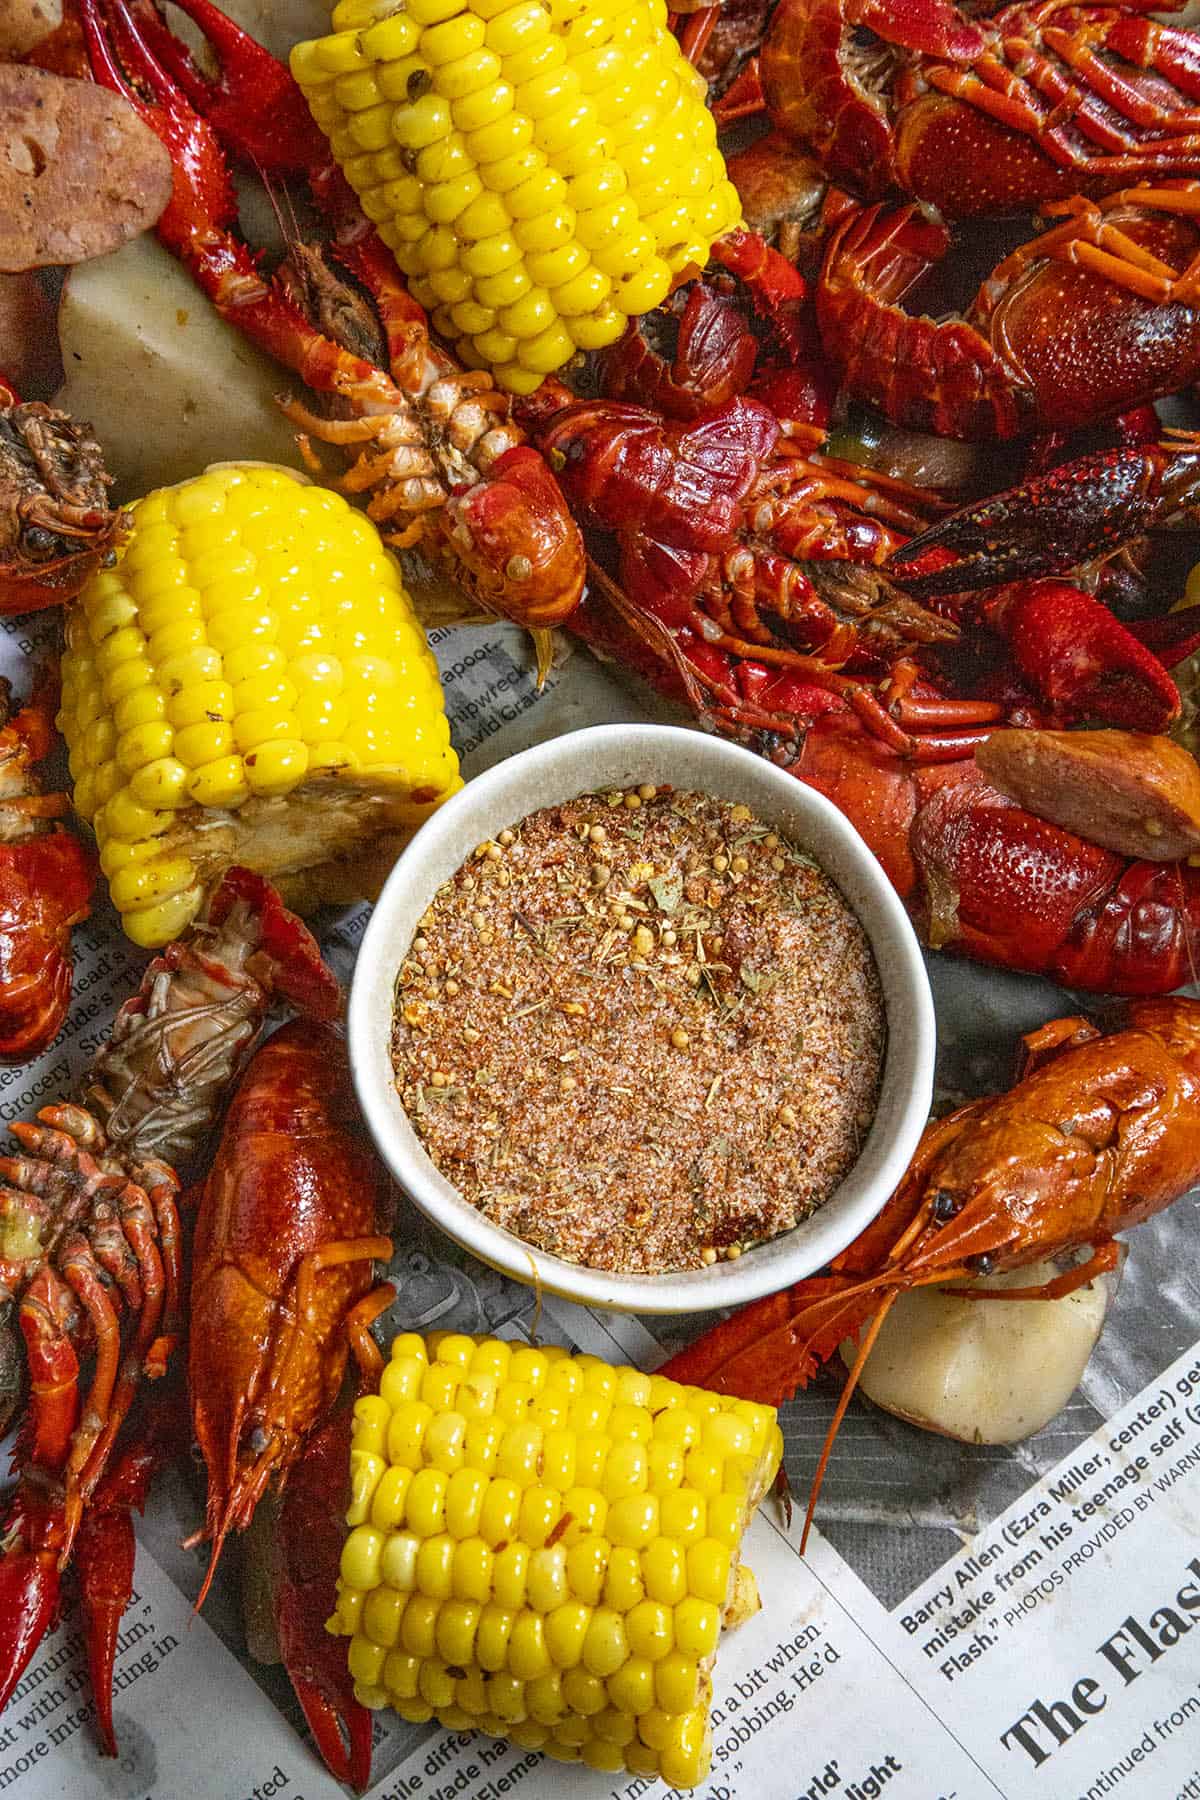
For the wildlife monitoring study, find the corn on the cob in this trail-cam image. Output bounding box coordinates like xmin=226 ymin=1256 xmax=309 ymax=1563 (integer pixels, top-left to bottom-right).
xmin=291 ymin=0 xmax=742 ymax=394
xmin=334 ymin=1332 xmax=782 ymax=1786
xmin=59 ymin=464 xmax=460 ymax=948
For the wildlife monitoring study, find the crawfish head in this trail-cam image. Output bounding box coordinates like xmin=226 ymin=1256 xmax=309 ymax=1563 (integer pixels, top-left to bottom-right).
xmin=443 ymin=445 xmax=586 ymax=632
xmin=0 ymin=403 xmax=124 ymax=613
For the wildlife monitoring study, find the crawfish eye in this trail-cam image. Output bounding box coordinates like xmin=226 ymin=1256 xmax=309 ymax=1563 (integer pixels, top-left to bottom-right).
xmin=973 ymin=1253 xmax=995 ymax=1275
xmin=932 ymin=1189 xmax=958 ymax=1222
xmin=23 ymin=527 xmax=56 ymax=554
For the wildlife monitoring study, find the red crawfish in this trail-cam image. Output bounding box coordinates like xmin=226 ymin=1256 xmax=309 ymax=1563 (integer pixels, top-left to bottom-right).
xmin=188 ymin=1019 xmax=394 ymax=1604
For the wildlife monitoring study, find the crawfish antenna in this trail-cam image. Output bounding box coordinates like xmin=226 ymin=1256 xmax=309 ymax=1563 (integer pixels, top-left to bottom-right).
xmin=800 ymin=1290 xmax=900 ymax=1555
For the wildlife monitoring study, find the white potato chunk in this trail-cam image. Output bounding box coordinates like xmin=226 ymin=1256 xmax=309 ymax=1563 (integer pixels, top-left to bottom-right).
xmin=841 ymin=1260 xmax=1113 ymax=1445
xmin=56 ymin=233 xmax=305 ymax=502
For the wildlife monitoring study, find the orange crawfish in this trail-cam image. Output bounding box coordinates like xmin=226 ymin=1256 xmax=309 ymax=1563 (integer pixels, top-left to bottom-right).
xmin=188 ymin=1018 xmax=395 ymax=1603
xmin=662 ymin=998 xmax=1200 ymax=1544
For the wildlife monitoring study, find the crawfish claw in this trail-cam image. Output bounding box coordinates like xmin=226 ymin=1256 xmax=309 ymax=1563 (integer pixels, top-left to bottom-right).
xmin=0 ymin=1549 xmax=60 ymax=1715
xmin=287 ymin=1669 xmax=374 ymax=1793
xmin=890 ymin=441 xmax=1200 ymax=598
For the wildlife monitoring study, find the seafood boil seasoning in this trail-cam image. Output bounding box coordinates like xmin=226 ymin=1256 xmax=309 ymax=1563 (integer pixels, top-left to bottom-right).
xmin=391 ymin=790 xmax=885 ymax=1273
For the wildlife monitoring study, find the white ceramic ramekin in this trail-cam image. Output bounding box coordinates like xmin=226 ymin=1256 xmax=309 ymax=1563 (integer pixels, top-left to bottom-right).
xmin=349 ymin=724 xmax=935 ymax=1314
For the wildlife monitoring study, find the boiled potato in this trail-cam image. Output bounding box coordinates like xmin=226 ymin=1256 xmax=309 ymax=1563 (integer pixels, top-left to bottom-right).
xmin=841 ymin=1260 xmax=1114 ymax=1444
xmin=56 ymin=233 xmax=304 ymax=501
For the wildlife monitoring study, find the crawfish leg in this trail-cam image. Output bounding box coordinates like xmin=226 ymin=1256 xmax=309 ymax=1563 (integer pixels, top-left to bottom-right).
xmin=344 ymin=1283 xmax=395 ymax=1388
xmin=1018 ymin=1015 xmax=1102 ymax=1078
xmin=74 ymin=1179 xmax=169 ymax=1507
xmin=60 ymin=1237 xmax=123 ymax=1555
xmin=801 ymin=1290 xmax=902 ymax=1554
xmin=942 ymin=1239 xmax=1122 ymax=1302
xmin=263 ymin=1238 xmax=393 ymax=1418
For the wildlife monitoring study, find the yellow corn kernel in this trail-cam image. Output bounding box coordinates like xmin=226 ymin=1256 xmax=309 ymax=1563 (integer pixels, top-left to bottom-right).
xmin=493 ymin=1541 xmax=531 ymax=1609
xmin=380 ymin=1357 xmax=424 ymax=1411
xmin=416 ymin=1534 xmax=456 ymax=1599
xmin=436 ymin=1599 xmax=482 ymax=1665
xmin=642 ymin=1538 xmax=688 ymax=1605
xmin=348 ymin=1634 xmax=386 ymax=1687
xmin=340 ymin=1526 xmax=385 ymax=1592
xmin=363 ymin=1585 xmax=407 ymax=1648
xmin=476 ymin=1604 xmax=516 ymax=1672
xmin=655 ymin=1649 xmax=700 ymax=1713
xmin=518 ymin=1538 xmax=567 ymax=1612
xmin=400 ymin=1595 xmax=441 ymax=1659
xmin=508 ymin=1612 xmax=552 ymax=1680
xmin=348 ymin=1451 xmax=387 ymax=1527
xmin=452 ymin=1536 xmax=494 ymax=1603
xmin=603 ymin=1546 xmax=644 ymax=1612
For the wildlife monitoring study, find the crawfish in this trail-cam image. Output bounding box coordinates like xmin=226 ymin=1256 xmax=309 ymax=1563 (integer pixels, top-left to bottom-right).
xmin=663 ymin=997 xmax=1200 ymax=1544
xmin=0 ymin=870 xmax=338 ymax=1735
xmin=188 ymin=1019 xmax=394 ymax=1603
xmin=816 ymin=183 xmax=1200 ymax=438
xmin=0 ymin=382 xmax=124 ymax=615
xmin=78 ymin=0 xmax=585 ymax=649
xmin=0 ymin=669 xmax=96 ymax=1062
xmin=697 ymin=0 xmax=1200 ymax=216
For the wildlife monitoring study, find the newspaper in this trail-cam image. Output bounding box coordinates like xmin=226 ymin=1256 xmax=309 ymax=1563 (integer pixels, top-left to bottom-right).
xmin=1 ymin=619 xmax=1198 ymax=1800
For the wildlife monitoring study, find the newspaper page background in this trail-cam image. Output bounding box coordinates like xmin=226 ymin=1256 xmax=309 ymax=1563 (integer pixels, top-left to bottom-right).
xmin=0 ymin=615 xmax=1197 ymax=1800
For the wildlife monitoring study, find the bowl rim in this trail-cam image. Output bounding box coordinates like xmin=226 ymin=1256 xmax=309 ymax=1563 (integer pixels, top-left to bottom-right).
xmin=348 ymin=722 xmax=936 ymax=1314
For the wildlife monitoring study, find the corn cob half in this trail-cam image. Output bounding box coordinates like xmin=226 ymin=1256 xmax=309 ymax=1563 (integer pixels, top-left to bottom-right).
xmin=60 ymin=464 xmax=460 ymax=947
xmin=335 ymin=1331 xmax=782 ymax=1786
xmin=292 ymin=0 xmax=742 ymax=392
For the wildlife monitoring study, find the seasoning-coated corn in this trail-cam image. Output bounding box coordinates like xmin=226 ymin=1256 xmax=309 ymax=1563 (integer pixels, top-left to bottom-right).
xmin=292 ymin=0 xmax=742 ymax=391
xmin=60 ymin=465 xmax=460 ymax=946
xmin=332 ymin=1332 xmax=781 ymax=1786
